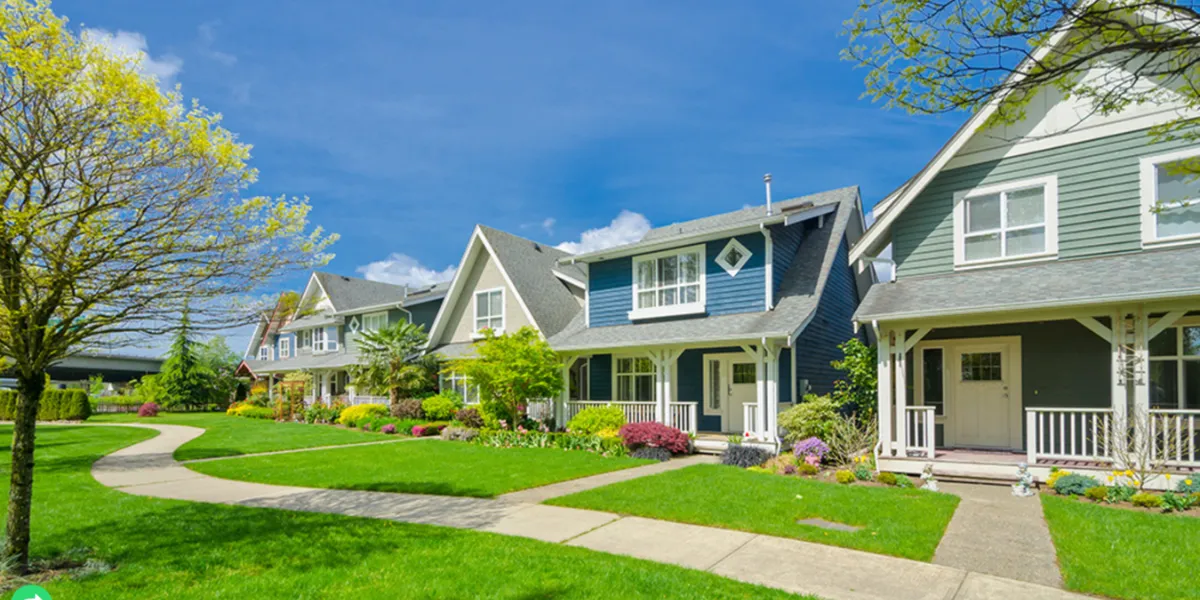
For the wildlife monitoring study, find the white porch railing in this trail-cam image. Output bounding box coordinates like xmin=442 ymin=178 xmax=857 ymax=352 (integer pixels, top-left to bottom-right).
xmin=742 ymin=403 xmax=757 ymax=437
xmin=1150 ymin=409 xmax=1200 ymax=467
xmin=342 ymin=394 xmax=388 ymax=406
xmin=668 ymin=402 xmax=698 ymax=434
xmin=526 ymin=399 xmax=554 ymax=422
xmin=565 ymin=401 xmax=656 ymax=425
xmin=1025 ymin=408 xmax=1114 ymax=464
xmin=903 ymin=406 xmax=936 ymax=458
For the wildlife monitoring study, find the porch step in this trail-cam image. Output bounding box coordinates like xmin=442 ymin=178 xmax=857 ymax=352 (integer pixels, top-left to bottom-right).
xmin=935 ymin=473 xmax=1023 ymax=486
xmin=694 ymin=439 xmax=728 ymax=455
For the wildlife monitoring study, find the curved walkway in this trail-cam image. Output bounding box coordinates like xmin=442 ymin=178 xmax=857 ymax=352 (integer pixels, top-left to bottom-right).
xmin=91 ymin=424 xmax=1087 ymax=600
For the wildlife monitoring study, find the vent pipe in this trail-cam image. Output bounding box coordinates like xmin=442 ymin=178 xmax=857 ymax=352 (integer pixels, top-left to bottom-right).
xmin=764 ymin=173 xmax=773 ymax=215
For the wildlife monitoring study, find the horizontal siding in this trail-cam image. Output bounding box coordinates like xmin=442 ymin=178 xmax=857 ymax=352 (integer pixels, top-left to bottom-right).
xmin=893 ymin=128 xmax=1200 ymax=278
xmin=769 ymin=222 xmax=805 ymax=305
xmin=795 ymin=239 xmax=861 ymax=395
xmin=588 ymin=258 xmax=634 ymax=327
xmin=407 ymin=301 xmax=441 ymax=332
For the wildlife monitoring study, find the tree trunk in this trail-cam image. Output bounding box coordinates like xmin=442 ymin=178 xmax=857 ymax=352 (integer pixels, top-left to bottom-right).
xmin=5 ymin=373 xmax=45 ymax=573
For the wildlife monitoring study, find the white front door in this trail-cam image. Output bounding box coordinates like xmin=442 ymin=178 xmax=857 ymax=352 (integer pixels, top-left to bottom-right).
xmin=952 ymin=343 xmax=1014 ymax=448
xmin=704 ymin=355 xmax=758 ymax=433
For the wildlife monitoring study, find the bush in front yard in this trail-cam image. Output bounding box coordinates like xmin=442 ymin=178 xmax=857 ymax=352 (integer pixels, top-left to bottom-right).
xmin=337 ymin=403 xmax=388 ymax=427
xmin=228 ymin=405 xmax=274 ymax=419
xmin=835 ymin=469 xmax=855 ymax=484
xmin=567 ymin=405 xmax=626 ymax=435
xmin=137 ymin=402 xmax=159 ymax=418
xmin=390 ymin=398 xmax=424 ymax=419
xmin=1053 ymin=473 xmax=1101 ymax=497
xmin=778 ymin=394 xmax=842 ymax=444
xmin=876 ymin=472 xmax=897 ymax=486
xmin=37 ymin=389 xmax=91 ymax=421
xmin=454 ymin=407 xmax=484 ymax=428
xmin=1130 ymin=492 xmax=1163 ymax=508
xmin=422 ymin=392 xmax=463 ymax=421
xmin=631 ymin=446 xmax=672 ymax=462
xmin=412 ymin=423 xmax=447 ymax=437
xmin=1084 ymin=486 xmax=1109 ymax=502
xmin=1178 ymin=477 xmax=1200 ymax=494
xmin=720 ymin=445 xmax=771 ymax=468
xmin=381 ymin=423 xmax=397 ymax=435
xmin=441 ymin=426 xmax=479 ymax=442
xmin=619 ymin=422 xmax=689 ymax=454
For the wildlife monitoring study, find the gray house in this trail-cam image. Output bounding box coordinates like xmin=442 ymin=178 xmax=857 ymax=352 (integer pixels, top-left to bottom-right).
xmin=851 ymin=21 xmax=1200 ymax=486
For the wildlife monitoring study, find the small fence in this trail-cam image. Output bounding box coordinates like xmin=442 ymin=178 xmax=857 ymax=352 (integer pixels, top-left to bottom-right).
xmin=1025 ymin=408 xmax=1113 ymax=464
xmin=1150 ymin=409 xmax=1200 ymax=467
xmin=903 ymin=405 xmax=936 ymax=458
xmin=91 ymin=402 xmax=141 ymax=414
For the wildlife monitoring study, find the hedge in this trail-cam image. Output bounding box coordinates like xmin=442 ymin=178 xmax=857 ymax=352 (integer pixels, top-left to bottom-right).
xmin=0 ymin=388 xmax=92 ymax=421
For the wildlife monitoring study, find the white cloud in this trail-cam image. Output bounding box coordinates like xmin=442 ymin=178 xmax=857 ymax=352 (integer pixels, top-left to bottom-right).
xmin=356 ymin=253 xmax=457 ymax=288
xmin=541 ymin=217 xmax=556 ymax=235
xmin=556 ymin=210 xmax=651 ymax=255
xmin=83 ymin=28 xmax=183 ymax=86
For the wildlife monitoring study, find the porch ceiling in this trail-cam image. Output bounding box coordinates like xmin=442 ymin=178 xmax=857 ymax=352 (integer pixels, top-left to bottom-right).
xmin=856 ymin=245 xmax=1200 ymax=323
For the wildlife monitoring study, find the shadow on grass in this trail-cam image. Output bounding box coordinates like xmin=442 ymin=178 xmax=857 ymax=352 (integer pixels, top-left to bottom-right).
xmin=345 ymin=481 xmax=493 ymax=498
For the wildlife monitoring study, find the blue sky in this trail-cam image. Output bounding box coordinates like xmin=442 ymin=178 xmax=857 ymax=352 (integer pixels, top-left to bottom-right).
xmin=57 ymin=0 xmax=965 ymax=356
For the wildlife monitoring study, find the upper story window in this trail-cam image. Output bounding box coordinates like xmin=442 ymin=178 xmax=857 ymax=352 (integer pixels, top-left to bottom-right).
xmin=715 ymin=238 xmax=752 ymax=277
xmin=362 ymin=312 xmax=388 ymax=333
xmin=1141 ymin=148 xmax=1200 ymax=246
xmin=313 ymin=328 xmax=338 ymax=353
xmin=278 ymin=337 xmax=291 ymax=359
xmin=630 ymin=244 xmax=705 ymax=320
xmin=953 ymin=175 xmax=1058 ymax=268
xmin=257 ymin=345 xmax=273 ymax=360
xmin=299 ymin=329 xmax=312 ymax=348
xmin=474 ymin=288 xmax=504 ymax=336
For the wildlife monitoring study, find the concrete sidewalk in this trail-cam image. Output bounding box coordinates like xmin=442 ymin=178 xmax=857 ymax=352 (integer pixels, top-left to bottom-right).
xmin=89 ymin=423 xmax=1085 ymax=600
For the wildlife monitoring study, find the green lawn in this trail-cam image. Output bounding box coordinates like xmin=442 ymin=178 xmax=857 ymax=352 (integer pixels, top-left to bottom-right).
xmin=2 ymin=425 xmax=811 ymax=599
xmin=189 ymin=438 xmax=653 ymax=498
xmin=91 ymin=412 xmax=384 ymax=460
xmin=549 ymin=464 xmax=959 ymax=561
xmin=1041 ymin=494 xmax=1200 ymax=600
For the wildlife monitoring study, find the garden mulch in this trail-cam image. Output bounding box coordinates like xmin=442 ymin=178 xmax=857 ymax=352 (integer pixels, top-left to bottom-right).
xmin=85 ymin=423 xmax=1090 ymax=600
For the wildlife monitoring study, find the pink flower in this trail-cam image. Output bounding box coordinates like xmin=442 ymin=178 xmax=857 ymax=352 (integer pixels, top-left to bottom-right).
xmin=804 ymin=454 xmax=821 ymax=468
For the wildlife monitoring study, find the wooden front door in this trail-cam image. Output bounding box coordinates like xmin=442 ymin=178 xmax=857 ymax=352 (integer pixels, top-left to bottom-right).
xmin=952 ymin=342 xmax=1015 ymax=448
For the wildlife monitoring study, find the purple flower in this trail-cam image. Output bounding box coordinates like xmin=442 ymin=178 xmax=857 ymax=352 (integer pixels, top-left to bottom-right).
xmin=793 ymin=437 xmax=830 ymax=460
xmin=783 ymin=464 xmax=798 ymax=475
xmin=381 ymin=424 xmax=397 ymax=435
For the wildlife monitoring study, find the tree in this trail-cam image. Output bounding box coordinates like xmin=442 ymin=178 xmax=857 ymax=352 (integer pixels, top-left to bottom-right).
xmin=0 ymin=2 xmax=334 ymax=570
xmin=448 ymin=327 xmax=562 ymax=429
xmin=196 ymin=335 xmax=240 ymax=407
xmin=831 ymin=338 xmax=878 ymax=419
xmin=844 ymin=1 xmax=1200 ymax=168
xmin=157 ymin=311 xmax=210 ymax=409
xmin=351 ymin=321 xmax=438 ymax=411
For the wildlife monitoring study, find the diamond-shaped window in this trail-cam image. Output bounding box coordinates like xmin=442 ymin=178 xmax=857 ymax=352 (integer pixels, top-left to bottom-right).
xmin=715 ymin=238 xmax=752 ymax=277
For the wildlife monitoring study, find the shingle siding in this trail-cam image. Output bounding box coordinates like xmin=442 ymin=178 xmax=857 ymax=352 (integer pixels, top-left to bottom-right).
xmin=770 ymin=223 xmax=805 ymax=305
xmin=795 ymin=239 xmax=860 ymax=395
xmin=892 ymin=127 xmax=1200 ymax=278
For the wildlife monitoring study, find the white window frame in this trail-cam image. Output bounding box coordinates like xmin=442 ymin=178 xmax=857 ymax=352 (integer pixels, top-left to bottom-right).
xmin=612 ymin=355 xmax=656 ymax=402
xmin=473 ymin=288 xmax=505 ymax=337
xmin=362 ymin=311 xmax=388 ymax=333
xmin=257 ymin=345 xmax=273 ymax=360
xmin=279 ymin=337 xmax=291 ymax=359
xmin=1148 ymin=318 xmax=1200 ymax=410
xmin=1140 ymin=147 xmax=1200 ymax=247
xmin=299 ymin=329 xmax=312 ymax=348
xmin=952 ymin=175 xmax=1059 ymax=269
xmin=440 ymin=371 xmax=479 ymax=404
xmin=715 ymin=237 xmax=752 ymax=277
xmin=629 ymin=244 xmax=706 ymax=320
xmin=347 ymin=315 xmax=360 ymax=334
xmin=313 ymin=328 xmax=338 ymax=353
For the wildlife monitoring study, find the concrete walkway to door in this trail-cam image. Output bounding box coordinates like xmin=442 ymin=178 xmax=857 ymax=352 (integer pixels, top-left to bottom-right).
xmin=88 ymin=423 xmax=1086 ymax=600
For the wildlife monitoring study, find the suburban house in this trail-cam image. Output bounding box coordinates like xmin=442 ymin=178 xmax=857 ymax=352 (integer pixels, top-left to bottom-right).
xmin=425 ymin=225 xmax=588 ymax=407
xmin=851 ymin=20 xmax=1200 ymax=486
xmin=238 ymin=272 xmax=448 ymax=404
xmin=547 ymin=186 xmax=873 ymax=449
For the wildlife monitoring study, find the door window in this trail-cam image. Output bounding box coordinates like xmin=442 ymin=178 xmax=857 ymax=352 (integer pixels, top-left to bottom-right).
xmin=732 ymin=363 xmax=756 ymax=384
xmin=961 ymin=352 xmax=1002 ymax=381
xmin=706 ymin=361 xmax=722 ymax=414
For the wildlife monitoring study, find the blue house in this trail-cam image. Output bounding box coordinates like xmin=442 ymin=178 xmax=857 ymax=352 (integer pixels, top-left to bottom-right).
xmin=548 ymin=186 xmax=873 ymax=448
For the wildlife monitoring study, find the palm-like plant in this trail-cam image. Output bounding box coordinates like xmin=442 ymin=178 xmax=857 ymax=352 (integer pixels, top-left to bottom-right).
xmin=352 ymin=321 xmax=439 ymax=411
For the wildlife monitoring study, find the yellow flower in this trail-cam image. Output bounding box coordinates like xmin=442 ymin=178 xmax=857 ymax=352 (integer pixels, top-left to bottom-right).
xmin=1107 ymin=476 xmax=1114 ymax=483
xmin=1125 ymin=470 xmax=1134 ymax=477
xmin=1186 ymin=479 xmax=1193 ymax=486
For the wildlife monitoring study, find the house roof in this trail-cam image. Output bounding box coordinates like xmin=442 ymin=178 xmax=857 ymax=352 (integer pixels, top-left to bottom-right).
xmin=855 ymin=245 xmax=1200 ymax=323
xmin=426 ymin=341 xmax=476 ymax=360
xmin=549 ymin=189 xmax=861 ymax=351
xmin=278 ymin=313 xmax=343 ymax=333
xmin=241 ymin=350 xmax=363 ymax=374
xmin=313 ymin=272 xmax=409 ymax=313
xmin=478 ymin=225 xmax=583 ymax=338
xmin=562 ymin=186 xmax=861 ymax=264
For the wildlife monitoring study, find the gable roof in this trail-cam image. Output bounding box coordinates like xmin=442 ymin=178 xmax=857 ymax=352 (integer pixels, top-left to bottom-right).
xmin=312 ymin=272 xmax=408 ymax=314
xmin=549 ymin=188 xmax=862 ymax=351
xmin=426 ymin=225 xmax=584 ymax=351
xmin=563 ymin=186 xmax=860 ymax=264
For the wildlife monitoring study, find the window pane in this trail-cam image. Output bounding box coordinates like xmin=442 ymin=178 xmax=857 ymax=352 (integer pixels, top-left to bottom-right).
xmin=964 ymin=233 xmax=1001 ymax=261
xmin=923 ymin=348 xmax=944 ymax=416
xmin=637 ymin=291 xmax=656 ymax=309
xmin=1005 ymin=227 xmax=1045 ymax=256
xmin=635 ymin=374 xmax=653 ymax=401
xmin=1185 ymin=327 xmax=1200 ymax=356
xmin=680 ymin=252 xmax=700 ymax=283
xmin=634 ymin=357 xmax=653 ymax=373
xmin=1006 ymin=187 xmax=1045 ymax=227
xmin=637 ymin=261 xmax=655 ymax=289
xmin=732 ymin=363 xmax=756 ymax=384
xmin=1150 ymin=360 xmax=1179 ymax=409
xmin=708 ymin=362 xmax=721 ymax=410
xmin=1157 ymin=203 xmax=1200 ymax=239
xmin=617 ymin=358 xmax=631 ymax=373
xmin=658 ymin=256 xmax=678 ymax=285
xmin=659 ymin=287 xmax=677 ymax=306
xmin=617 ymin=376 xmax=631 ymax=401
xmin=966 ymin=194 xmax=1001 ymax=232
xmin=1150 ymin=326 xmax=1178 ymax=357
xmin=476 ymin=295 xmax=488 ymax=318
xmin=680 ymin=284 xmax=698 ymax=304
xmin=1157 ymin=161 xmax=1200 ymax=205
xmin=1186 ymin=361 xmax=1200 ymax=409
xmin=489 ymin=291 xmax=503 ymax=315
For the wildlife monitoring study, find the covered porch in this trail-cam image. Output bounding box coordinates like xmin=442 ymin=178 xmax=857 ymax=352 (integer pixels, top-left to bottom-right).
xmin=873 ymin=304 xmax=1200 ymax=488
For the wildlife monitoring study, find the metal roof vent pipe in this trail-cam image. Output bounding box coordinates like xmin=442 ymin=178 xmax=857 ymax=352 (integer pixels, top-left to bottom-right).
xmin=764 ymin=173 xmax=773 ymax=216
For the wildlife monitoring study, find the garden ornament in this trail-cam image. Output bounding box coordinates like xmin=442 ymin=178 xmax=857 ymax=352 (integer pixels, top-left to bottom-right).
xmin=920 ymin=462 xmax=939 ymax=492
xmin=1012 ymin=462 xmax=1036 ymax=497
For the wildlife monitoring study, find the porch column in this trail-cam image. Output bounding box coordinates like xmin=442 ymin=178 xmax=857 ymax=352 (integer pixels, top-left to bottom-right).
xmin=765 ymin=342 xmax=780 ymax=443
xmin=755 ymin=350 xmax=767 ymax=441
xmin=894 ymin=330 xmax=908 ymax=458
xmin=320 ymin=371 xmax=330 ymax=403
xmin=1110 ymin=310 xmax=1130 ymax=463
xmin=662 ymin=350 xmax=680 ymax=429
xmin=1133 ymin=308 xmax=1151 ymax=465
xmin=877 ymin=330 xmax=893 ymax=457
xmin=267 ymin=375 xmax=274 ymax=403
xmin=559 ymin=356 xmax=579 ymax=429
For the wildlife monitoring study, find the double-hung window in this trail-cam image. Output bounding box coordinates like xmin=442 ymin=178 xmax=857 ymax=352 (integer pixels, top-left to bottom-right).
xmin=362 ymin=312 xmax=389 ymax=333
xmin=257 ymin=345 xmax=273 ymax=360
xmin=313 ymin=328 xmax=338 ymax=353
xmin=474 ymin=288 xmax=504 ymax=336
xmin=630 ymin=245 xmax=704 ymax=319
xmin=1141 ymin=148 xmax=1200 ymax=245
xmin=299 ymin=329 xmax=312 ymax=349
xmin=1148 ymin=323 xmax=1200 ymax=410
xmin=278 ymin=337 xmax=291 ymax=359
xmin=614 ymin=357 xmax=655 ymax=402
xmin=953 ymin=176 xmax=1058 ymax=267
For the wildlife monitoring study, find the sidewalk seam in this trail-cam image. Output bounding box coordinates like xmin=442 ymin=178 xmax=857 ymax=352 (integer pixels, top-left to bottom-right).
xmin=702 ymin=534 xmax=760 ymax=572
xmin=557 ymin=516 xmax=626 ymax=545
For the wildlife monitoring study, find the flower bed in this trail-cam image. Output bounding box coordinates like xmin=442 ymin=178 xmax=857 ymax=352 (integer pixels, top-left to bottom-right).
xmin=1045 ymin=468 xmax=1200 ymax=516
xmin=721 ymin=435 xmax=924 ymax=490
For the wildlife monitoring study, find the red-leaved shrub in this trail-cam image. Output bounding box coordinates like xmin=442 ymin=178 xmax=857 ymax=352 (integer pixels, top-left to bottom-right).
xmin=619 ymin=422 xmax=689 ymax=454
xmin=137 ymin=402 xmax=159 ymax=418
xmin=412 ymin=424 xmax=445 ymax=437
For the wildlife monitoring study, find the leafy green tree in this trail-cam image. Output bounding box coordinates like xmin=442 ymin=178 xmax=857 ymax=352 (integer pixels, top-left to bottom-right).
xmin=448 ymin=327 xmax=562 ymax=429
xmin=844 ymin=1 xmax=1200 ymax=166
xmin=831 ymin=338 xmax=878 ymax=419
xmin=351 ymin=321 xmax=438 ymax=411
xmin=196 ymin=336 xmax=240 ymax=407
xmin=0 ymin=2 xmax=334 ymax=570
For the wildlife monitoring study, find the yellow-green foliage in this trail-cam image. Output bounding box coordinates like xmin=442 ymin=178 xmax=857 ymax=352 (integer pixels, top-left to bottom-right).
xmin=876 ymin=472 xmax=898 ymax=486
xmin=337 ymin=404 xmax=388 ymax=427
xmin=835 ymin=469 xmax=855 ymax=484
xmin=227 ymin=404 xmax=274 ymax=419
xmin=1084 ymin=486 xmax=1109 ymax=503
xmin=0 ymin=389 xmax=90 ymax=421
xmin=567 ymin=405 xmax=626 ymax=435
xmin=1130 ymin=493 xmax=1163 ymax=509
xmin=1047 ymin=469 xmax=1070 ymax=488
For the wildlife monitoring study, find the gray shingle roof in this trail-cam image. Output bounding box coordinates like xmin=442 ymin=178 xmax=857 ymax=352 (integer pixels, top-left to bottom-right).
xmin=278 ymin=313 xmax=343 ymax=332
xmin=405 ymin=280 xmax=451 ymax=304
xmin=855 ymin=245 xmax=1200 ymax=322
xmin=479 ymin=226 xmax=582 ymax=338
xmin=242 ymin=350 xmax=362 ymax=374
xmin=427 ymin=341 xmax=476 ymax=360
xmin=548 ymin=189 xmax=859 ymax=351
xmin=314 ymin=272 xmax=408 ymax=313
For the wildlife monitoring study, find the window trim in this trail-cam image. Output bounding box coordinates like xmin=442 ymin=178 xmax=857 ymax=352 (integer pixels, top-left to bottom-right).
xmin=611 ymin=355 xmax=658 ymax=403
xmin=1140 ymin=147 xmax=1200 ymax=248
xmin=258 ymin=345 xmax=273 ymax=360
xmin=628 ymin=244 xmax=707 ymax=321
xmin=472 ymin=287 xmax=505 ymax=338
xmin=313 ymin=328 xmax=338 ymax=353
xmin=440 ymin=371 xmax=479 ymax=404
xmin=299 ymin=329 xmax=312 ymax=348
xmin=278 ymin=337 xmax=291 ymax=359
xmin=362 ymin=311 xmax=388 ymax=333
xmin=952 ymin=175 xmax=1059 ymax=269
xmin=715 ymin=237 xmax=752 ymax=277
